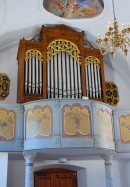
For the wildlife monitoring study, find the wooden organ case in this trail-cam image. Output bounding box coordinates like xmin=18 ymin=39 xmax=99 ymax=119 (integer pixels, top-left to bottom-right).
xmin=17 ymin=25 xmax=106 ymax=103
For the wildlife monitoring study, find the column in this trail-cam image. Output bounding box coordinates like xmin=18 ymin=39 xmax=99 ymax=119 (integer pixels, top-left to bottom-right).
xmin=102 ymin=155 xmax=114 ymax=187
xmin=0 ymin=153 xmax=8 ymax=187
xmin=23 ymin=152 xmax=37 ymax=187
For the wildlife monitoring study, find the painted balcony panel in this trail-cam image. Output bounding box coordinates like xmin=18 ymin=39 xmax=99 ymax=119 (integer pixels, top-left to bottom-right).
xmin=113 ymin=110 xmax=130 ymax=152
xmin=23 ymin=99 xmax=115 ymax=151
xmin=24 ymin=100 xmax=61 ymax=150
xmin=92 ymin=102 xmax=115 ymax=150
xmin=0 ymin=99 xmax=118 ymax=152
xmin=60 ymin=99 xmax=93 ymax=148
xmin=0 ymin=104 xmax=24 ymax=151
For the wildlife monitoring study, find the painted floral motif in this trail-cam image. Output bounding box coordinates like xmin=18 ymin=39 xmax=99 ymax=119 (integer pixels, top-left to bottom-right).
xmin=119 ymin=114 xmax=130 ymax=143
xmin=26 ymin=106 xmax=52 ymax=139
xmin=62 ymin=104 xmax=91 ymax=137
xmin=43 ymin=0 xmax=104 ymax=19
xmin=0 ymin=109 xmax=16 ymax=141
xmin=98 ymin=109 xmax=113 ymax=140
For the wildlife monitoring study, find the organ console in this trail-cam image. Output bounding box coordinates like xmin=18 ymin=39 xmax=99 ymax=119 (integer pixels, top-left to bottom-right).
xmin=17 ymin=25 xmax=106 ymax=103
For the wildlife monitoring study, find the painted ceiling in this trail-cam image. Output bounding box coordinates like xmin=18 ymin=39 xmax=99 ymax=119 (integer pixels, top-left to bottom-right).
xmin=43 ymin=0 xmax=104 ymax=19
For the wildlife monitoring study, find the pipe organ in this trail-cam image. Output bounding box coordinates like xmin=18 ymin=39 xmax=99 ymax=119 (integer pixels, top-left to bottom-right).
xmin=47 ymin=39 xmax=82 ymax=99
xmin=17 ymin=25 xmax=106 ymax=103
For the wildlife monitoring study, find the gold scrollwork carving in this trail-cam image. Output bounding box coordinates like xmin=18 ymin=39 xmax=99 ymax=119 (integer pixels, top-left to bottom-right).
xmin=46 ymin=39 xmax=81 ymax=64
xmin=0 ymin=73 xmax=10 ymax=100
xmin=25 ymin=50 xmax=43 ymax=62
xmin=85 ymin=56 xmax=100 ymax=68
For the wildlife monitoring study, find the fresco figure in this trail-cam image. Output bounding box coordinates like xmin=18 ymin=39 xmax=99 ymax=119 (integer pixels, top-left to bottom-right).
xmin=76 ymin=0 xmax=91 ymax=7
xmin=43 ymin=0 xmax=104 ymax=19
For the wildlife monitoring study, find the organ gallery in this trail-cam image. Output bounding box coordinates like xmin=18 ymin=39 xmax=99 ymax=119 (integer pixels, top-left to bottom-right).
xmin=17 ymin=25 xmax=107 ymax=104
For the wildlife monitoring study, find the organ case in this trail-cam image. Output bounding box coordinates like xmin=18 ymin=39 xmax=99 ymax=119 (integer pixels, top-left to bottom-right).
xmin=17 ymin=25 xmax=106 ymax=103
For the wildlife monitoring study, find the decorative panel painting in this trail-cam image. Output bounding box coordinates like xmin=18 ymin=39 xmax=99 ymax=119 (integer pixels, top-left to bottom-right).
xmin=62 ymin=104 xmax=91 ymax=137
xmin=119 ymin=114 xmax=130 ymax=143
xmin=26 ymin=106 xmax=52 ymax=139
xmin=98 ymin=109 xmax=113 ymax=140
xmin=0 ymin=108 xmax=16 ymax=141
xmin=0 ymin=73 xmax=10 ymax=100
xmin=105 ymin=81 xmax=119 ymax=106
xmin=43 ymin=0 xmax=104 ymax=19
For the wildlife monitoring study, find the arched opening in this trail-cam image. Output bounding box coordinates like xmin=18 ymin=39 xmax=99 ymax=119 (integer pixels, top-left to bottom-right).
xmin=34 ymin=164 xmax=87 ymax=187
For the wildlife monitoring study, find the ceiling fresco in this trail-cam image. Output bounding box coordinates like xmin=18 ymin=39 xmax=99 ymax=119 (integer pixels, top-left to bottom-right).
xmin=43 ymin=0 xmax=104 ymax=19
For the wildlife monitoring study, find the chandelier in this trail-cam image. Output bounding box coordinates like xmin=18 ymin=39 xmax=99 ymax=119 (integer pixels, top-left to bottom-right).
xmin=96 ymin=0 xmax=130 ymax=57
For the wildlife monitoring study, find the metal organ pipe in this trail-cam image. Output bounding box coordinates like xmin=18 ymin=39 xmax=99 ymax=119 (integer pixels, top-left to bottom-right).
xmin=91 ymin=63 xmax=95 ymax=98
xmin=85 ymin=57 xmax=102 ymax=99
xmin=24 ymin=50 xmax=43 ymax=95
xmin=24 ymin=59 xmax=28 ymax=93
xmin=97 ymin=67 xmax=102 ymax=98
xmin=36 ymin=57 xmax=39 ymax=94
xmin=47 ymin=51 xmax=82 ymax=99
xmin=94 ymin=64 xmax=99 ymax=98
xmin=29 ymin=57 xmax=32 ymax=94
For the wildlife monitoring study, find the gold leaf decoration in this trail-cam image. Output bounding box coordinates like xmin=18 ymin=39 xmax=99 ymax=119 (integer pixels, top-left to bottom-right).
xmin=47 ymin=39 xmax=81 ymax=64
xmin=0 ymin=73 xmax=10 ymax=100
xmin=105 ymin=81 xmax=119 ymax=106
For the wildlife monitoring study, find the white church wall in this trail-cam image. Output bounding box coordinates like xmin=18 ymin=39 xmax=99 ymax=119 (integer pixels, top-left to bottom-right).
xmin=0 ymin=153 xmax=8 ymax=187
xmin=7 ymin=159 xmax=25 ymax=187
xmin=104 ymin=62 xmax=130 ymax=109
xmin=0 ymin=47 xmax=18 ymax=103
xmin=7 ymin=158 xmax=130 ymax=187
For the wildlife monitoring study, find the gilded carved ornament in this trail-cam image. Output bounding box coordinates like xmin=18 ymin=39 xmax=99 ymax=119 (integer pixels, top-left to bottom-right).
xmin=25 ymin=50 xmax=43 ymax=62
xmin=46 ymin=39 xmax=81 ymax=64
xmin=0 ymin=73 xmax=10 ymax=100
xmin=85 ymin=56 xmax=100 ymax=68
xmin=105 ymin=81 xmax=119 ymax=106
